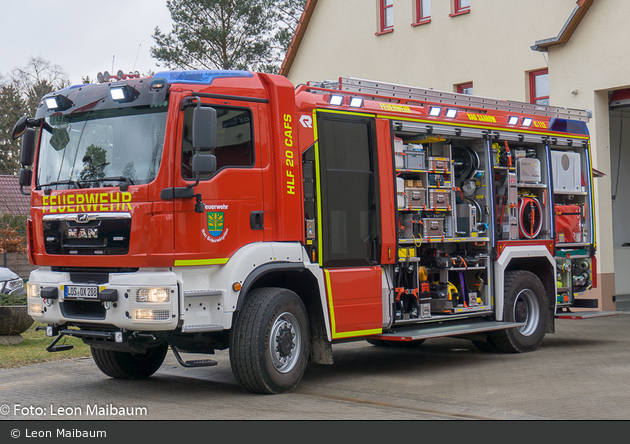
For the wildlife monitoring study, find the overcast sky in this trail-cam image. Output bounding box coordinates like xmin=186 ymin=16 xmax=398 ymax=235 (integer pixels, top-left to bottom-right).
xmin=0 ymin=0 xmax=174 ymax=85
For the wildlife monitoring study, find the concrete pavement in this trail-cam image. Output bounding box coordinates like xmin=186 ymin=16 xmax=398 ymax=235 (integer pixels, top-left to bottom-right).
xmin=1 ymin=313 xmax=629 ymax=420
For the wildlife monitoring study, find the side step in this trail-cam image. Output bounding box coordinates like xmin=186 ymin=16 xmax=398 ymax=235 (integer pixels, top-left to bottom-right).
xmin=169 ymin=343 xmax=218 ymax=368
xmin=555 ymin=310 xmax=623 ymax=320
xmin=368 ymin=320 xmax=525 ymax=342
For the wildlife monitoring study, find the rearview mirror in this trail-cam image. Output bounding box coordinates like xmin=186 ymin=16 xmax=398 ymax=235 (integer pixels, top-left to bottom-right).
xmin=192 ymin=106 xmax=217 ymax=151
xmin=11 ymin=116 xmax=28 ymax=140
xmin=192 ymin=152 xmax=217 ymax=176
xmin=21 ymin=128 xmax=36 ymax=167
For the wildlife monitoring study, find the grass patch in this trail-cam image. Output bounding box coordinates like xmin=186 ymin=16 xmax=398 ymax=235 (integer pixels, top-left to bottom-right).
xmin=0 ymin=322 xmax=91 ymax=369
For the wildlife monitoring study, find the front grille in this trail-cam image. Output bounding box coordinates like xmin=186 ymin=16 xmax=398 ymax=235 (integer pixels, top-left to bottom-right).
xmin=43 ymin=213 xmax=131 ymax=255
xmin=69 ymin=272 xmax=109 ymax=285
xmin=60 ymin=300 xmax=106 ymax=320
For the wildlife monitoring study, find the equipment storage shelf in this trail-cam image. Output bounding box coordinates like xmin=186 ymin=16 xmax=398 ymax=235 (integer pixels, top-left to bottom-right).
xmin=398 ymin=237 xmax=490 ymax=244
xmin=393 ymin=308 xmax=494 ymax=325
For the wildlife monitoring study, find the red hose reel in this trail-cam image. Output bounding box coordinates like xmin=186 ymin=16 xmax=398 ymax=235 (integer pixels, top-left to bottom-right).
xmin=518 ymin=197 xmax=543 ymax=239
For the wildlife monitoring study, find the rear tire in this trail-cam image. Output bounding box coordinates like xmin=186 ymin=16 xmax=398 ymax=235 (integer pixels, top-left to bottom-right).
xmin=229 ymin=288 xmax=310 ymax=394
xmin=91 ymin=342 xmax=168 ymax=379
xmin=489 ymin=270 xmax=548 ymax=353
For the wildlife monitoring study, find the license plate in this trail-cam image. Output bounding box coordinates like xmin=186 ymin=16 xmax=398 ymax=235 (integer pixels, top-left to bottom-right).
xmin=64 ymin=285 xmax=99 ymax=300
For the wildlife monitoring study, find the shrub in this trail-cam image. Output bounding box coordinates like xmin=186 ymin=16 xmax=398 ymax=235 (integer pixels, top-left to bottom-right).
xmin=0 ymin=224 xmax=27 ymax=253
xmin=0 ymin=293 xmax=27 ymax=306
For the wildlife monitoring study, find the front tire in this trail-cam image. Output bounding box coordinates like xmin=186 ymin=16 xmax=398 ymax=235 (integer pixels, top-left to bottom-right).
xmin=489 ymin=270 xmax=548 ymax=353
xmin=230 ymin=287 xmax=310 ymax=394
xmin=91 ymin=342 xmax=168 ymax=379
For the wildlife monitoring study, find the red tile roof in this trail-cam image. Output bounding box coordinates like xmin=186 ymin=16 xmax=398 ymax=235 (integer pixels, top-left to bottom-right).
xmin=0 ymin=175 xmax=31 ymax=216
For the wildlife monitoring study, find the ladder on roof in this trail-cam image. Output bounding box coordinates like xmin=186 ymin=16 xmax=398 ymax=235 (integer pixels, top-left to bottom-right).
xmin=334 ymin=77 xmax=591 ymax=122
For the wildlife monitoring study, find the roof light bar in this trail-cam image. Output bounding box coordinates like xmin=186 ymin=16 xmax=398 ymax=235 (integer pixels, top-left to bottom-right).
xmin=446 ymin=108 xmax=458 ymax=118
xmin=110 ymin=87 xmax=127 ymax=101
xmin=44 ymin=95 xmax=72 ymax=111
xmin=109 ymin=84 xmax=137 ymax=103
xmin=45 ymin=97 xmax=60 ymax=110
xmin=509 ymin=116 xmax=519 ymax=125
xmin=429 ymin=107 xmax=442 ymax=117
xmin=349 ymin=97 xmax=364 ymax=108
xmin=329 ymin=95 xmax=344 ymax=106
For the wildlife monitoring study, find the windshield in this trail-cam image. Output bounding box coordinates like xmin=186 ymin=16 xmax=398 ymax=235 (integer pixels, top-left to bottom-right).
xmin=37 ymin=105 xmax=168 ymax=189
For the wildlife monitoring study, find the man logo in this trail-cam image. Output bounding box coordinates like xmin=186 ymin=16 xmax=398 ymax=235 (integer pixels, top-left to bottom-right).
xmin=76 ymin=214 xmax=90 ymax=223
xmin=67 ymin=228 xmax=98 ymax=239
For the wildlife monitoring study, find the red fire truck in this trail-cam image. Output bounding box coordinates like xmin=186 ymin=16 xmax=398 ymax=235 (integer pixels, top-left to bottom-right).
xmin=13 ymin=71 xmax=611 ymax=393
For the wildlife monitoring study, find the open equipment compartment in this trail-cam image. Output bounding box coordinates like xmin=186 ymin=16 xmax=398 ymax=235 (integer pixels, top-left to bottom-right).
xmin=550 ymin=142 xmax=595 ymax=308
xmin=393 ymin=123 xmax=493 ymax=323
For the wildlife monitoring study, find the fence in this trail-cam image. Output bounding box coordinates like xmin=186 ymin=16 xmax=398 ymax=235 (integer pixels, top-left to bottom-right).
xmin=2 ymin=252 xmax=36 ymax=280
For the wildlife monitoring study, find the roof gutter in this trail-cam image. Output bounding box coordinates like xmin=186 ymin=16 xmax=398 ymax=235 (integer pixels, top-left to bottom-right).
xmin=531 ymin=0 xmax=594 ymax=52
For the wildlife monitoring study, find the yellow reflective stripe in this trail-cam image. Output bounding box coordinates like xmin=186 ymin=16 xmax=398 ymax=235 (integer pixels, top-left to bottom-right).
xmin=324 ymin=269 xmax=383 ymax=340
xmin=174 ymin=258 xmax=229 ymax=267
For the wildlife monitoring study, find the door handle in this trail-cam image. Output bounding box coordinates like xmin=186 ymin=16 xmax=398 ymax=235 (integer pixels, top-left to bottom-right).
xmin=250 ymin=211 xmax=264 ymax=230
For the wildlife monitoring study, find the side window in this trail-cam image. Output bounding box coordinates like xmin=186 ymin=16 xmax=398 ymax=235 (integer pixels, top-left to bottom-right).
xmin=452 ymin=0 xmax=470 ymax=16
xmin=414 ymin=0 xmax=431 ymax=24
xmin=181 ymin=106 xmax=254 ymax=180
xmin=530 ymin=69 xmax=550 ymax=105
xmin=379 ymin=0 xmax=394 ymax=33
xmin=457 ymin=82 xmax=473 ymax=95
xmin=317 ymin=113 xmax=381 ymax=267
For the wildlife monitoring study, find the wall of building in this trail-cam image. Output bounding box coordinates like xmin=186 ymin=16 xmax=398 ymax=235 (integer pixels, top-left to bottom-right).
xmin=288 ymin=0 xmax=574 ymax=102
xmin=546 ymin=0 xmax=630 ymax=310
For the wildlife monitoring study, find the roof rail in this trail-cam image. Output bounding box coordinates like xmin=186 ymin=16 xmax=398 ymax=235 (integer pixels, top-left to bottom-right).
xmin=332 ymin=77 xmax=590 ymax=122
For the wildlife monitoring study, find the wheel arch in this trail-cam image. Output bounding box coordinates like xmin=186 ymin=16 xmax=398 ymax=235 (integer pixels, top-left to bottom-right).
xmin=235 ymin=263 xmax=333 ymax=365
xmin=496 ymin=245 xmax=556 ymax=334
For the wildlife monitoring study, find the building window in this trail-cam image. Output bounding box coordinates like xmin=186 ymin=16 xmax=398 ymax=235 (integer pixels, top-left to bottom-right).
xmin=530 ymin=69 xmax=549 ymax=105
xmin=414 ymin=0 xmax=431 ymax=25
xmin=379 ymin=0 xmax=394 ymax=33
xmin=451 ymin=0 xmax=470 ymax=16
xmin=457 ymin=82 xmax=473 ymax=95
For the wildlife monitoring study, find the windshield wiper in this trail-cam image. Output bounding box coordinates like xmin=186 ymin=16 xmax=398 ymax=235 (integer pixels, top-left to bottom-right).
xmin=79 ymin=176 xmax=135 ymax=191
xmin=38 ymin=179 xmax=83 ymax=193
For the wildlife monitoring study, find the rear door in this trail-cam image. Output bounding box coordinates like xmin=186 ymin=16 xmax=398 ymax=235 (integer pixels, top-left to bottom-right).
xmin=315 ymin=111 xmax=383 ymax=338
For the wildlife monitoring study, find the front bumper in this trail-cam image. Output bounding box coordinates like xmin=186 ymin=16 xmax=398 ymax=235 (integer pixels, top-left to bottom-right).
xmin=27 ymin=267 xmax=179 ymax=331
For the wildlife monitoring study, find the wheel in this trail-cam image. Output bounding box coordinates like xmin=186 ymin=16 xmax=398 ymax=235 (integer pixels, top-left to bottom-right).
xmin=367 ymin=339 xmax=425 ymax=347
xmin=229 ymin=287 xmax=310 ymax=394
xmin=91 ymin=342 xmax=168 ymax=379
xmin=489 ymin=270 xmax=548 ymax=353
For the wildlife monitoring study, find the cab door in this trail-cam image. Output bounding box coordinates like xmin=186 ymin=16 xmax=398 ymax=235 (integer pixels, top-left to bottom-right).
xmin=172 ymin=99 xmax=264 ymax=266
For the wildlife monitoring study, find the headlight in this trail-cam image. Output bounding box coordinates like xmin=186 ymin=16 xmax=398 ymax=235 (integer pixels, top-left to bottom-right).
xmin=27 ymin=283 xmax=41 ymax=298
xmin=136 ymin=287 xmax=171 ymax=303
xmin=131 ymin=309 xmax=170 ymax=321
xmin=28 ymin=300 xmax=44 ymax=317
xmin=6 ymin=279 xmax=24 ymax=291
